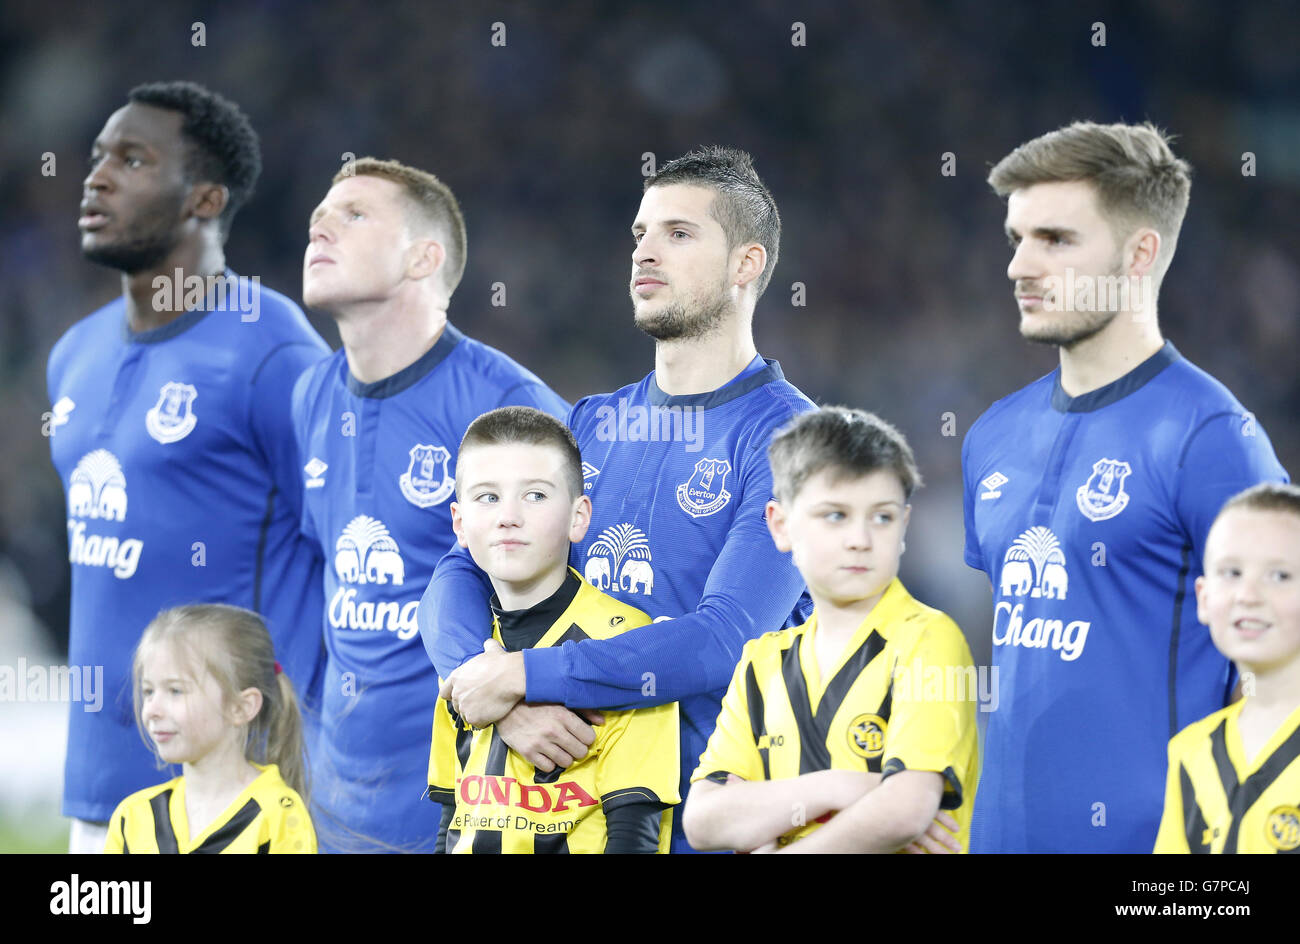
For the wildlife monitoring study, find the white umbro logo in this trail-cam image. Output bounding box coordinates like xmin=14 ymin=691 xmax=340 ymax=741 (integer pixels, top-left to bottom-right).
xmin=981 ymin=472 xmax=1008 ymax=500
xmin=49 ymin=396 xmax=76 ymax=432
xmin=582 ymin=461 xmax=600 ymax=492
xmin=304 ymin=457 xmax=328 ymax=488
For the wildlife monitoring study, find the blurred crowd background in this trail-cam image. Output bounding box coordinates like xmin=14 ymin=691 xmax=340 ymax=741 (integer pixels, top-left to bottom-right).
xmin=2 ymin=1 xmax=1297 ymax=846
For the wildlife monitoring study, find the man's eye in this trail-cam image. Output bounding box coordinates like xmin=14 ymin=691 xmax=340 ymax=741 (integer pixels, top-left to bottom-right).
xmin=632 ymin=232 xmax=643 ymax=244
xmin=672 ymin=230 xmax=690 ymax=240
xmin=1272 ymin=570 xmax=1292 ymax=582
xmin=125 ymin=156 xmax=144 ymax=169
xmin=874 ymin=513 xmax=894 ymax=525
xmin=525 ymin=491 xmax=546 ymax=502
xmin=824 ymin=511 xmax=845 ymax=522
xmin=475 ymin=493 xmax=498 ymax=504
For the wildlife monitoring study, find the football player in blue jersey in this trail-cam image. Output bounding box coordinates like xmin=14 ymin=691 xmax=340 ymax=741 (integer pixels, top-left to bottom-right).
xmin=50 ymin=81 xmax=329 ymax=853
xmin=426 ymin=146 xmax=821 ymax=852
xmin=293 ymin=158 xmax=567 ymax=851
xmin=963 ymin=121 xmax=1289 ymax=852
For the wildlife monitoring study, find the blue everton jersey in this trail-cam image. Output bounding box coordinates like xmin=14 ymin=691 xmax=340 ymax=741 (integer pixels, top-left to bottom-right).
xmin=421 ymin=356 xmax=816 ymax=852
xmin=962 ymin=342 xmax=1288 ymax=853
xmin=46 ymin=272 xmax=329 ymax=822
xmin=291 ymin=322 xmax=567 ymax=852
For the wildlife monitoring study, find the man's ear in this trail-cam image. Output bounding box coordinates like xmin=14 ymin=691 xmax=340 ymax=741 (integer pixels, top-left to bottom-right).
xmin=765 ymin=499 xmax=791 ymax=552
xmin=408 ymin=238 xmax=446 ymax=282
xmin=1125 ymin=227 xmax=1161 ymax=279
xmin=188 ymin=182 xmax=229 ymax=224
xmin=734 ymin=243 xmax=767 ymax=291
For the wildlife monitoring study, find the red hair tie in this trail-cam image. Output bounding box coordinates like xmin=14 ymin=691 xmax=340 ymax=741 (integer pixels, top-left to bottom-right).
xmin=273 ymin=661 xmax=283 ymax=675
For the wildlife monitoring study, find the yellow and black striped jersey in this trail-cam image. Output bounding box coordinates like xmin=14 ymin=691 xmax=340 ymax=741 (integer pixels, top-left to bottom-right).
xmin=429 ymin=570 xmax=680 ymax=853
xmin=691 ymin=578 xmax=979 ymax=850
xmin=1155 ymin=699 xmax=1300 ymax=853
xmin=103 ymin=763 xmax=315 ymax=854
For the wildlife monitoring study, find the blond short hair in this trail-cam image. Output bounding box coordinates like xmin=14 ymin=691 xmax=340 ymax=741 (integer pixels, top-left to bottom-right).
xmin=989 ymin=122 xmax=1192 ymax=281
xmin=334 ymin=157 xmax=468 ymax=295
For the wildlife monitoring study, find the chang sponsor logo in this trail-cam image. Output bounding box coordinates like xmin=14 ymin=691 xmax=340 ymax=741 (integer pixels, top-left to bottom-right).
xmin=328 ymin=515 xmax=417 ymax=640
xmin=66 ymin=449 xmax=143 ymax=579
xmin=583 ymin=523 xmax=653 ymax=595
xmin=993 ymin=526 xmax=1090 ymax=662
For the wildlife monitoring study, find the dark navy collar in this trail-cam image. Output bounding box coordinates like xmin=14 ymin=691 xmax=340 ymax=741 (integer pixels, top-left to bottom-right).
xmin=1051 ymin=340 xmax=1181 ymax=413
xmin=648 ymin=356 xmax=785 ymax=409
xmin=345 ymin=322 xmax=464 ymax=399
xmin=491 ymin=569 xmax=582 ymax=652
xmin=124 ymin=267 xmax=243 ymax=344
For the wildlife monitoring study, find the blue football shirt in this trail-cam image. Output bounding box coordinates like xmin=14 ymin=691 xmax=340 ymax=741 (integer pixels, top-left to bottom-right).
xmin=962 ymin=341 xmax=1288 ymax=852
xmin=292 ymin=322 xmax=567 ymax=852
xmin=47 ymin=272 xmax=329 ymax=822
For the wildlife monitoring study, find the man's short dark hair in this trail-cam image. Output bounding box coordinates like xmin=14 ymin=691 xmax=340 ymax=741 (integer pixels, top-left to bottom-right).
xmin=128 ymin=81 xmax=262 ymax=239
xmin=768 ymin=407 xmax=922 ymax=505
xmin=645 ymin=145 xmax=781 ymax=298
xmin=456 ymin=407 xmax=584 ymax=501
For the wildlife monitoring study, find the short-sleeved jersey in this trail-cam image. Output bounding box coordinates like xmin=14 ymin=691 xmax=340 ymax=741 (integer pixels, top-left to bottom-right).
xmin=692 ymin=578 xmax=979 ymax=850
xmin=429 ymin=572 xmax=680 ymax=853
xmin=103 ymin=763 xmax=315 ymax=854
xmin=1155 ymin=701 xmax=1300 ymax=854
xmin=962 ymin=342 xmax=1289 ymax=853
xmin=292 ymin=323 xmax=567 ymax=852
xmin=47 ymin=273 xmax=329 ymax=822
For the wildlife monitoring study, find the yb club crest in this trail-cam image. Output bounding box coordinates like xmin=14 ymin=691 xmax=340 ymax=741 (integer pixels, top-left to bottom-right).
xmin=848 ymin=714 xmax=887 ymax=760
xmin=676 ymin=458 xmax=733 ymax=518
xmin=400 ymin=444 xmax=454 ymax=508
xmin=145 ymin=382 xmax=198 ymax=444
xmin=1075 ymin=458 xmax=1132 ymax=522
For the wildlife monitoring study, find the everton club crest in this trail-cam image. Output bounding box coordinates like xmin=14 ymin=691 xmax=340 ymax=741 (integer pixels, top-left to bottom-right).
xmin=676 ymin=458 xmax=733 ymax=518
xmin=145 ymin=382 xmax=198 ymax=444
xmin=400 ymin=444 xmax=454 ymax=508
xmin=1075 ymin=458 xmax=1132 ymax=522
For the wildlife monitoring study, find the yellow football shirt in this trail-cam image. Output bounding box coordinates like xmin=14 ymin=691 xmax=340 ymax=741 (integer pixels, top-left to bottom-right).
xmin=429 ymin=570 xmax=680 ymax=853
xmin=103 ymin=762 xmax=315 ymax=854
xmin=691 ymin=578 xmax=980 ymax=850
xmin=1154 ymin=699 xmax=1300 ymax=853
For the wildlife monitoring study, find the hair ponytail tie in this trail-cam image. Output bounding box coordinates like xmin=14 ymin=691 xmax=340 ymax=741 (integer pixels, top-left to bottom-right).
xmin=273 ymin=661 xmax=283 ymax=675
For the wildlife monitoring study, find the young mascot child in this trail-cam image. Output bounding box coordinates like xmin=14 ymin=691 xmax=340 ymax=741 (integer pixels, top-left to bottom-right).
xmin=1155 ymin=482 xmax=1300 ymax=854
xmin=429 ymin=407 xmax=680 ymax=853
xmin=683 ymin=406 xmax=979 ymax=853
xmin=104 ymin=604 xmax=316 ymax=853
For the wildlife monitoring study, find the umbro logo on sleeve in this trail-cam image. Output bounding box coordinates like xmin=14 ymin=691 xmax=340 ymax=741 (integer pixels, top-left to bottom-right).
xmin=980 ymin=472 xmax=1008 ymax=500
